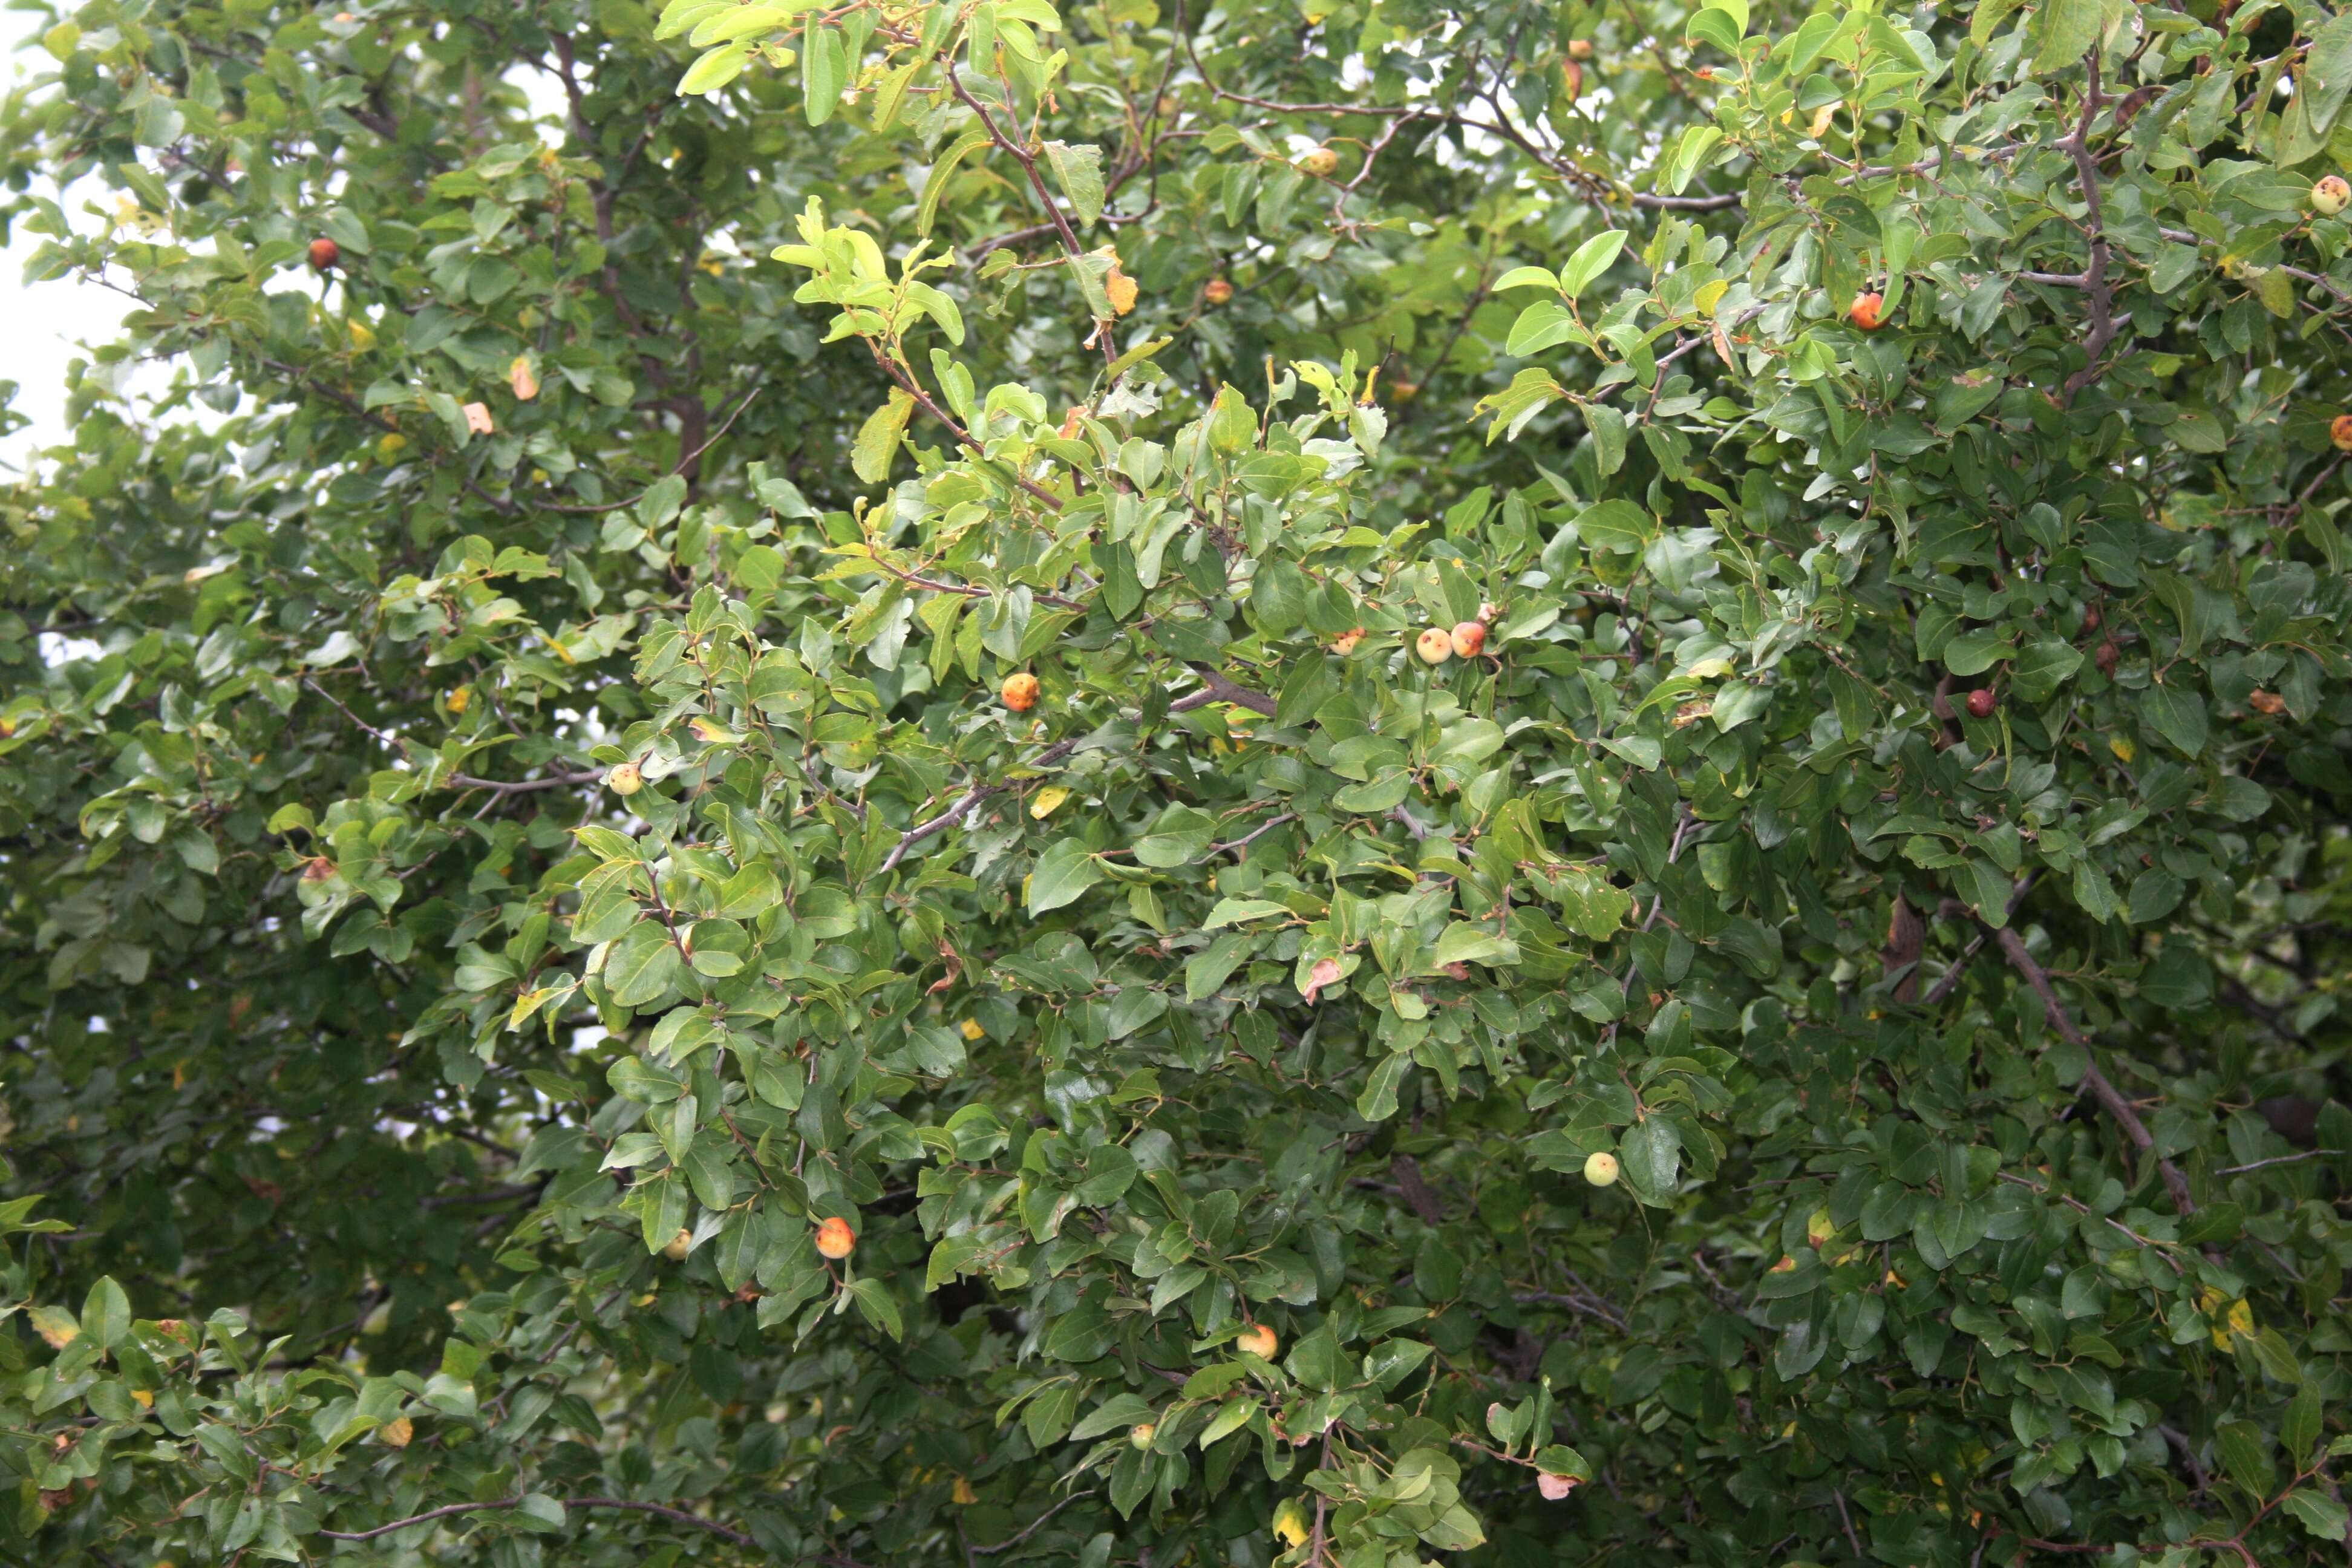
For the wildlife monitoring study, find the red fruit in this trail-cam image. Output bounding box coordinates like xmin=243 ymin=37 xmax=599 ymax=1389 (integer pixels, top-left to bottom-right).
xmin=2332 ymin=414 xmax=2352 ymax=453
xmin=1965 ymin=688 xmax=1996 ymax=719
xmin=1849 ymin=291 xmax=1886 ymax=331
xmin=814 ymin=1217 xmax=856 ymax=1260
xmin=1000 ymin=673 xmax=1039 ymax=712
xmin=309 ymin=237 xmax=341 ymax=271
xmin=1449 ymin=620 xmax=1488 ymax=658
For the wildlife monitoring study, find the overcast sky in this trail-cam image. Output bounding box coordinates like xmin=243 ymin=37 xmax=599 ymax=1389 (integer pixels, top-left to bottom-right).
xmin=0 ymin=16 xmax=573 ymax=474
xmin=1 ymin=10 xmax=133 ymax=471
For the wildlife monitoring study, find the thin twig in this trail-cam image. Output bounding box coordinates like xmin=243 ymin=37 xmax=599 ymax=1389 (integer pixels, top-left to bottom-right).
xmin=1990 ymin=926 xmax=2198 ymax=1220
xmin=317 ymin=1497 xmax=753 ymax=1546
xmin=877 ymin=738 xmax=1083 ymax=874
xmin=1169 ymin=663 xmax=1278 ymax=716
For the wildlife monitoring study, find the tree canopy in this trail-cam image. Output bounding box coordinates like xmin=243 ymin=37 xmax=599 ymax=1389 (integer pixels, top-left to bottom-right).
xmin=3 ymin=0 xmax=2352 ymax=1564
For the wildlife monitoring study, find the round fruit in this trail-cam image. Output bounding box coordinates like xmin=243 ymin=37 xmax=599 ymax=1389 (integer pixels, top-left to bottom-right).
xmin=1537 ymin=1472 xmax=1579 ymax=1501
xmin=662 ymin=1228 xmax=691 ymax=1261
xmin=1001 ymin=672 xmax=1040 ymax=711
xmin=1415 ymin=627 xmax=1454 ymax=664
xmin=1583 ymin=1150 xmax=1620 ymax=1187
xmin=2332 ymin=414 xmax=2352 ymax=453
xmin=1566 ymin=38 xmax=1594 ymax=60
xmin=1298 ymin=146 xmax=1339 ymax=177
xmin=1562 ymin=60 xmax=1584 ymax=100
xmin=1129 ymin=1423 xmax=1156 ymax=1450
xmin=1331 ymin=627 xmax=1365 ymax=656
xmin=1235 ymin=1323 xmax=1279 ymax=1359
xmin=607 ymin=761 xmax=644 ymax=796
xmin=1965 ymin=688 xmax=1996 ymax=719
xmin=814 ymin=1216 xmax=857 ymax=1259
xmin=1848 ymin=290 xmax=1886 ymax=331
xmin=2314 ymin=175 xmax=2351 ymax=217
xmin=1203 ymin=277 xmax=1234 ymax=305
xmin=1449 ymin=619 xmax=1489 ymax=658
xmin=308 ymin=237 xmax=341 ymax=271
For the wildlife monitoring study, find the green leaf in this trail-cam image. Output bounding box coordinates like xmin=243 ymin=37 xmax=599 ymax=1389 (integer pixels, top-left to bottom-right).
xmin=81 ymin=1277 xmax=131 ymax=1351
xmin=1027 ymin=839 xmax=1105 ymax=914
xmin=678 ymin=42 xmax=750 ymax=96
xmin=2284 ymin=1491 xmax=2352 ymax=1543
xmin=2141 ymin=682 xmax=2209 ymax=757
xmin=2030 ymin=0 xmax=2102 ymax=74
xmin=1558 ymin=229 xmax=1628 ymax=300
xmin=1042 ymin=142 xmax=1105 ymax=224
xmin=2215 ymin=1420 xmax=2275 ymax=1500
xmin=852 ymin=390 xmax=916 ymax=485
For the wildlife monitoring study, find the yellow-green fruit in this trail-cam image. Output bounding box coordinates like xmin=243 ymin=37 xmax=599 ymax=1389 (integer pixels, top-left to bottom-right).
xmin=2313 ymin=175 xmax=2350 ymax=217
xmin=1298 ymin=146 xmax=1339 ymax=177
xmin=1129 ymin=1423 xmax=1156 ymax=1450
xmin=607 ymin=761 xmax=644 ymax=796
xmin=1584 ymin=1150 xmax=1620 ymax=1187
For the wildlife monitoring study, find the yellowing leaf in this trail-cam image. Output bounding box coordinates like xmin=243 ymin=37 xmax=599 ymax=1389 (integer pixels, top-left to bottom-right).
xmin=688 ymin=716 xmax=742 ymax=745
xmin=509 ymin=356 xmax=540 ymax=400
xmin=379 ymin=1417 xmax=414 ymax=1448
xmin=2109 ymin=736 xmax=2135 ymax=763
xmin=1030 ymin=786 xmax=1070 ymax=818
xmin=852 ymin=388 xmax=916 ymax=485
xmin=960 ymin=1018 xmax=985 ymax=1041
xmin=951 ymin=1475 xmax=978 ymax=1504
xmin=1273 ymin=1498 xmax=1310 ymax=1549
xmin=348 ymin=319 xmax=377 ymax=351
xmin=445 ymin=686 xmax=471 ymax=714
xmin=1105 ymin=260 xmax=1139 ymax=316
xmin=377 ymin=433 xmax=408 ymax=460
xmin=29 ymin=1306 xmax=78 ymax=1349
xmin=462 ymin=401 xmax=494 ymax=434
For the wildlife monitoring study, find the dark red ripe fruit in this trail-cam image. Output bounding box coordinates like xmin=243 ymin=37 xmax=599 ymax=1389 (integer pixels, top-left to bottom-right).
xmin=1965 ymin=688 xmax=1996 ymax=719
xmin=308 ymin=237 xmax=341 ymax=271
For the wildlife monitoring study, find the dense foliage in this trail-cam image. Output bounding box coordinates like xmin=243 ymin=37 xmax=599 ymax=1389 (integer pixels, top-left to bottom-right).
xmin=4 ymin=0 xmax=2352 ymax=1563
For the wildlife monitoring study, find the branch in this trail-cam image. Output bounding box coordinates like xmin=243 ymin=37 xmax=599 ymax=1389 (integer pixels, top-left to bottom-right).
xmin=2059 ymin=47 xmax=2118 ymax=401
xmin=1921 ymin=872 xmax=2039 ymax=1005
xmin=969 ymin=1489 xmax=1097 ymax=1555
xmin=303 ymin=677 xmax=600 ymax=795
xmin=537 ymin=375 xmax=769 ymax=515
xmin=876 ymin=737 xmax=1083 ymax=874
xmin=872 ymin=354 xmax=1068 ymax=514
xmin=1388 ymin=1154 xmax=1445 ymax=1224
xmin=859 ymin=550 xmax=1085 ymax=613
xmin=1989 ymin=926 xmax=2198 ymax=1220
xmin=1169 ymin=662 xmax=1278 ymax=716
xmin=317 ymin=1497 xmax=752 ymax=1547
xmin=943 ymin=62 xmax=1117 ymax=367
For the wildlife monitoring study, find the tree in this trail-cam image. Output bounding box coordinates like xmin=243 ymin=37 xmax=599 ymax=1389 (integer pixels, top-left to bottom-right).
xmin=2 ymin=0 xmax=2351 ymax=1562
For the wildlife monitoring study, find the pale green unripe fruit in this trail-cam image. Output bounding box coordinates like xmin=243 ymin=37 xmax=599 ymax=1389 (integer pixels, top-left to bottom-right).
xmin=1584 ymin=1151 xmax=1620 ymax=1187
xmin=2314 ymin=175 xmax=2350 ymax=217
xmin=607 ymin=762 xmax=643 ymax=796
